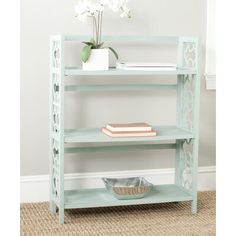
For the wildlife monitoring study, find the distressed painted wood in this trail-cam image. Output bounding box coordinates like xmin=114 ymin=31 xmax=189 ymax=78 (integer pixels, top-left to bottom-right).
xmin=64 ymin=126 xmax=194 ymax=143
xmin=65 ymin=67 xmax=197 ymax=76
xmin=65 ymin=84 xmax=177 ymax=92
xmin=175 ymin=38 xmax=200 ymax=212
xmin=64 ymin=143 xmax=176 ymax=154
xmin=49 ymin=35 xmax=200 ymax=223
xmin=49 ymin=37 xmax=57 ymax=215
xmin=64 ymin=184 xmax=193 ymax=209
xmin=64 ymin=35 xmax=179 ymax=43
xmin=49 ymin=35 xmax=65 ymax=224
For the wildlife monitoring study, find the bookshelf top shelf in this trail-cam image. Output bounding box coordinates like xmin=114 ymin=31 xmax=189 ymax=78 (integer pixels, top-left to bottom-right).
xmin=64 ymin=67 xmax=197 ymax=76
xmin=60 ymin=35 xmax=198 ymax=44
xmin=64 ymin=35 xmax=180 ymax=43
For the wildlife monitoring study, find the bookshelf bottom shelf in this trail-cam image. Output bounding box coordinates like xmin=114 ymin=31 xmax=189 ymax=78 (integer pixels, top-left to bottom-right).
xmin=64 ymin=184 xmax=193 ymax=209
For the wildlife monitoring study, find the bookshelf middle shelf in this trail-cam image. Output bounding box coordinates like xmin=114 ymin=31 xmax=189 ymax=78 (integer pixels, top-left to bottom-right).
xmin=64 ymin=126 xmax=194 ymax=144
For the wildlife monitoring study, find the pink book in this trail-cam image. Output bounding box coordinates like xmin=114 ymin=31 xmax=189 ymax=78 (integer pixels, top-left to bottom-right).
xmin=101 ymin=127 xmax=157 ymax=138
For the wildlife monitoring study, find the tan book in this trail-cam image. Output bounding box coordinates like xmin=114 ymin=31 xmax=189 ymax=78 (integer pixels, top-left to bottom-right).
xmin=101 ymin=127 xmax=157 ymax=138
xmin=106 ymin=122 xmax=152 ymax=132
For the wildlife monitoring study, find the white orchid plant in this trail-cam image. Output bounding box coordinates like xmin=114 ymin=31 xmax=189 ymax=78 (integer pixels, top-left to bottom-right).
xmin=74 ymin=0 xmax=131 ymax=62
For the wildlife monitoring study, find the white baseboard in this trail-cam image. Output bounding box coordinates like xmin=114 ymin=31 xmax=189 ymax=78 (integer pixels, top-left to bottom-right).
xmin=205 ymin=74 xmax=216 ymax=90
xmin=21 ymin=166 xmax=216 ymax=203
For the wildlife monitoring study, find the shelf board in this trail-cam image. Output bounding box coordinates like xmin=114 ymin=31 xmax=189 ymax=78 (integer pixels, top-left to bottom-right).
xmin=65 ymin=84 xmax=177 ymax=92
xmin=64 ymin=35 xmax=180 ymax=43
xmin=64 ymin=126 xmax=193 ymax=143
xmin=64 ymin=184 xmax=192 ymax=209
xmin=64 ymin=67 xmax=197 ymax=76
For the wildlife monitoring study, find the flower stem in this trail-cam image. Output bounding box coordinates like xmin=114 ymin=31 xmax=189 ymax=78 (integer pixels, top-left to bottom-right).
xmin=92 ymin=17 xmax=95 ymax=39
xmin=97 ymin=12 xmax=100 ymax=45
xmin=93 ymin=15 xmax=99 ymax=47
xmin=99 ymin=12 xmax=103 ymax=44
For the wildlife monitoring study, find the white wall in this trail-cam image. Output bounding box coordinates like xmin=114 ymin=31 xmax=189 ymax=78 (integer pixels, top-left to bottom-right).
xmin=21 ymin=0 xmax=215 ymax=176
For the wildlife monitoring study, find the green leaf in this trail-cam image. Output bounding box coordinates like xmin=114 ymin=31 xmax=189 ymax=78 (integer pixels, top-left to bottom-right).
xmin=91 ymin=38 xmax=96 ymax=45
xmin=108 ymin=47 xmax=119 ymax=60
xmin=81 ymin=45 xmax=92 ymax=63
xmin=82 ymin=41 xmax=93 ymax=46
xmin=82 ymin=39 xmax=97 ymax=48
xmin=97 ymin=42 xmax=105 ymax=48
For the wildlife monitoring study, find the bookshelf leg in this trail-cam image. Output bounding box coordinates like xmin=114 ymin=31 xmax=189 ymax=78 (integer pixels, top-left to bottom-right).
xmin=50 ymin=201 xmax=57 ymax=214
xmin=59 ymin=207 xmax=64 ymax=224
xmin=191 ymin=198 xmax=197 ymax=214
xmin=191 ymin=139 xmax=199 ymax=215
xmin=175 ymin=140 xmax=183 ymax=187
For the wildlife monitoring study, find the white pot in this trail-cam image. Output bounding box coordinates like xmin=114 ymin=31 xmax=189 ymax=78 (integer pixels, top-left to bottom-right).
xmin=82 ymin=49 xmax=109 ymax=71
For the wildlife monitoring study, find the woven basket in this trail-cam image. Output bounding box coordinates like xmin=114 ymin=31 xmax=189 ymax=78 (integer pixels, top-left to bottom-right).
xmin=103 ymin=177 xmax=153 ymax=200
xmin=113 ymin=186 xmax=151 ymax=196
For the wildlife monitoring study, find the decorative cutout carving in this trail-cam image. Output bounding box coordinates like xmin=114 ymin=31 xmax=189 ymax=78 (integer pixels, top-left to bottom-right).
xmin=51 ymin=74 xmax=60 ymax=133
xmin=183 ymin=42 xmax=196 ymax=69
xmin=50 ymin=38 xmax=62 ymax=203
xmin=52 ymin=138 xmax=60 ymax=201
xmin=183 ymin=75 xmax=194 ymax=131
xmin=52 ymin=41 xmax=60 ymax=68
xmin=52 ymin=73 xmax=60 ymax=104
xmin=52 ymin=105 xmax=59 ymax=133
xmin=180 ymin=140 xmax=193 ymax=191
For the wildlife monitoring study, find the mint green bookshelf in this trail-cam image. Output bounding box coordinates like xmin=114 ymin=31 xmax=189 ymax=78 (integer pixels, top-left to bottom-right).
xmin=49 ymin=35 xmax=200 ymax=224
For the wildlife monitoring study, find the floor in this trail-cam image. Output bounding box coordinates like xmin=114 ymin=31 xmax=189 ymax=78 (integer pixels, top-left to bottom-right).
xmin=20 ymin=191 xmax=215 ymax=236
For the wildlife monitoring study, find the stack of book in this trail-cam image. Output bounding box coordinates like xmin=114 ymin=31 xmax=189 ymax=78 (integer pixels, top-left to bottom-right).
xmin=101 ymin=122 xmax=157 ymax=138
xmin=116 ymin=62 xmax=177 ymax=71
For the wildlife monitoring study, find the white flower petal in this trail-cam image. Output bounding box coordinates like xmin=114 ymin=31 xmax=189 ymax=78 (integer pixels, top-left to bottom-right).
xmin=96 ymin=4 xmax=104 ymax=12
xmin=76 ymin=14 xmax=87 ymax=22
xmin=120 ymin=12 xmax=125 ymax=18
xmin=100 ymin=0 xmax=109 ymax=5
xmin=75 ymin=0 xmax=131 ymax=21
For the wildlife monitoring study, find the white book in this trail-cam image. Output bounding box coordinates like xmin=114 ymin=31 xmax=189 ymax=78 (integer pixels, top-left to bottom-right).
xmin=106 ymin=122 xmax=152 ymax=132
xmin=117 ymin=62 xmax=177 ymax=67
xmin=116 ymin=62 xmax=177 ymax=70
xmin=122 ymin=67 xmax=177 ymax=71
xmin=102 ymin=127 xmax=157 ymax=138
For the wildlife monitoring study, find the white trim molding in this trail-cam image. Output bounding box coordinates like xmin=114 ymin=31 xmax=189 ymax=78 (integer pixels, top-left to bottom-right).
xmin=205 ymin=74 xmax=216 ymax=90
xmin=205 ymin=0 xmax=216 ymax=90
xmin=21 ymin=166 xmax=216 ymax=203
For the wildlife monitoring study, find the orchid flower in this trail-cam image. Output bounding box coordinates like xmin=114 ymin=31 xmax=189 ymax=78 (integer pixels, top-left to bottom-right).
xmin=74 ymin=0 xmax=131 ymax=62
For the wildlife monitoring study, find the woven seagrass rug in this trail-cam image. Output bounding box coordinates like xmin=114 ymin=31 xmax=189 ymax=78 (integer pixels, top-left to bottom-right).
xmin=20 ymin=191 xmax=215 ymax=236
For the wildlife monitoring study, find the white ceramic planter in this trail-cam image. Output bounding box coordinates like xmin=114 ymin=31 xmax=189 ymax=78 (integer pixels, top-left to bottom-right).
xmin=82 ymin=48 xmax=109 ymax=71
